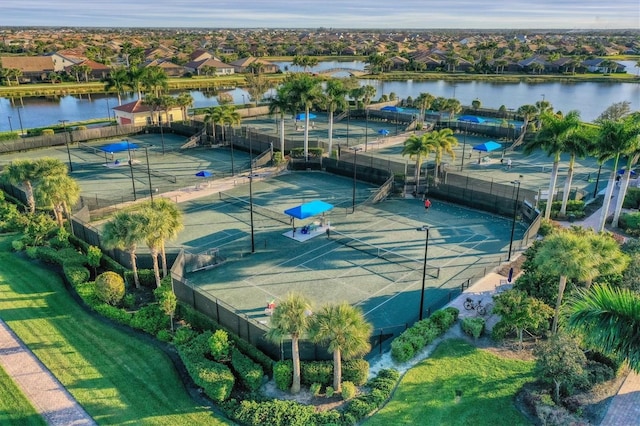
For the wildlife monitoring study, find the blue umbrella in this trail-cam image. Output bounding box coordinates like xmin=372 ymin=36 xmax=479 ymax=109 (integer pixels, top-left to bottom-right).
xmin=458 ymin=115 xmax=486 ymax=123
xmin=618 ymin=169 xmax=637 ymax=176
xmin=472 ymin=141 xmax=502 ymax=152
xmin=295 ymin=113 xmax=316 ymax=120
xmin=195 ymin=170 xmax=213 ymax=178
xmin=380 ymin=106 xmax=404 ymax=112
xmin=378 ymin=129 xmax=390 ymax=136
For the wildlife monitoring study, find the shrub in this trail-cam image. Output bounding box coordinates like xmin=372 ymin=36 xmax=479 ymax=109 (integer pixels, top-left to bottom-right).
xmin=341 ymin=381 xmax=357 ymax=400
xmin=130 ymin=304 xmax=169 ymax=335
xmin=429 ymin=308 xmax=455 ymax=332
xmin=301 ymin=360 xmax=332 ymax=386
xmin=325 ymin=386 xmax=335 ymax=398
xmin=156 ymin=329 xmax=173 ymax=343
xmin=93 ymin=303 xmax=132 ymax=325
xmin=42 ymin=129 xmax=54 ymax=136
xmin=310 ymin=382 xmax=321 ymax=396
xmin=122 ymin=293 xmax=136 ymax=309
xmin=94 ymin=271 xmax=125 ymax=305
xmin=209 ymin=329 xmax=231 ymax=362
xmin=233 ymin=399 xmax=315 ymax=426
xmin=11 ymin=239 xmax=24 ymax=251
xmin=461 ymin=317 xmax=485 ymax=339
xmin=344 ymin=398 xmax=375 ymax=419
xmin=231 ymin=347 xmax=264 ymax=391
xmin=57 ymin=247 xmax=87 ymax=266
xmin=623 ymin=187 xmax=640 ymax=209
xmin=25 ymin=246 xmax=38 ymax=259
xmin=63 ymin=265 xmax=90 ymax=287
xmin=274 ymin=360 xmax=293 ymax=391
xmin=173 ymin=326 xmax=196 ymax=345
xmin=342 ymin=359 xmax=369 ymax=386
xmin=125 ymin=269 xmax=156 ymax=288
xmin=390 ymin=336 xmax=414 ymax=363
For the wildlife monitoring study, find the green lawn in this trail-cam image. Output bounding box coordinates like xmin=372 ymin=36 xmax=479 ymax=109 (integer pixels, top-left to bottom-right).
xmin=0 ymin=236 xmax=228 ymax=425
xmin=0 ymin=364 xmax=46 ymax=426
xmin=366 ymin=339 xmax=535 ymax=426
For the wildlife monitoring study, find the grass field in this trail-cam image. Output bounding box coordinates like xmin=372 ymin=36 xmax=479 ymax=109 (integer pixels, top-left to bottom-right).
xmin=0 ymin=363 xmax=46 ymax=426
xmin=365 ymin=339 xmax=535 ymax=426
xmin=0 ymin=235 xmax=229 ymax=425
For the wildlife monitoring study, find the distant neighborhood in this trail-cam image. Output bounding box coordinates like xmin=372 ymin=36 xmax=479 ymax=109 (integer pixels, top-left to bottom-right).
xmin=0 ymin=27 xmax=638 ymax=84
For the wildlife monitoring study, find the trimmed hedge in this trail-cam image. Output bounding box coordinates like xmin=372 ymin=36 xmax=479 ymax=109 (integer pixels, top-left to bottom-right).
xmin=296 ymin=359 xmax=369 ymax=387
xmin=461 ymin=317 xmax=485 ymax=339
xmin=233 ymin=399 xmax=315 ymax=426
xmin=231 ymin=347 xmax=264 ymax=392
xmin=274 ymin=360 xmax=293 ymax=391
xmin=130 ymin=304 xmax=169 ymax=335
xmin=125 ymin=269 xmax=156 ymax=288
xmin=177 ymin=332 xmax=234 ymax=403
xmin=63 ymin=264 xmax=90 ymax=286
xmin=391 ymin=307 xmax=459 ymax=363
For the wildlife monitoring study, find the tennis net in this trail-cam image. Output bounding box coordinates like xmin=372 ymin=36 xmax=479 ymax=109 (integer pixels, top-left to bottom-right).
xmin=219 ymin=192 xmax=290 ymax=225
xmin=77 ymin=142 xmax=109 ymax=161
xmin=332 ymin=230 xmax=440 ymax=278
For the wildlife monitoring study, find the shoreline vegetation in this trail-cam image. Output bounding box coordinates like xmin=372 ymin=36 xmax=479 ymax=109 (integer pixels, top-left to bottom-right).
xmin=0 ymin=54 xmax=638 ymax=99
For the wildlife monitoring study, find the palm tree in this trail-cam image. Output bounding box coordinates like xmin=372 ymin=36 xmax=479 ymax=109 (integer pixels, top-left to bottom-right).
xmin=309 ymin=303 xmax=372 ymax=392
xmin=322 ymin=79 xmax=349 ymax=158
xmin=141 ymin=198 xmax=183 ymax=280
xmin=4 ymin=158 xmax=67 ymax=214
xmin=141 ymin=66 xmax=168 ymax=97
xmin=220 ymin=106 xmax=242 ymax=142
xmin=533 ymin=230 xmax=598 ymax=334
xmin=175 ymin=93 xmax=194 ymax=123
xmin=284 ymin=74 xmax=322 ymax=161
xmin=610 ymin=114 xmax=640 ymax=228
xmin=141 ymin=208 xmax=163 ymax=288
xmin=524 ymin=110 xmax=581 ymax=219
xmin=203 ymin=106 xmax=225 ymax=143
xmin=424 ymin=128 xmax=458 ymax=179
xmin=402 ymin=133 xmax=436 ymax=192
xmin=103 ymin=67 xmax=130 ymax=106
xmin=594 ymin=118 xmax=640 ymax=232
xmin=102 ymin=211 xmax=146 ymax=288
xmin=443 ymin=98 xmax=462 ymax=127
xmin=265 ymin=293 xmax=313 ymax=394
xmin=127 ymin=66 xmax=145 ymax=100
xmin=244 ymin=73 xmax=272 ymax=106
xmin=583 ymin=230 xmax=630 ymax=289
xmin=35 ymin=173 xmax=80 ymax=228
xmin=566 ymin=284 xmax=640 ymax=372
xmin=414 ymin=92 xmax=435 ymax=126
xmin=511 ymin=104 xmax=539 ymax=148
xmin=558 ymin=124 xmax=594 ymax=216
xmin=268 ymin=86 xmax=295 ymax=157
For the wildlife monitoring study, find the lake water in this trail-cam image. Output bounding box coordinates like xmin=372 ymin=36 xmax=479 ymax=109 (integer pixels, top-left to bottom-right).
xmin=0 ymin=60 xmax=638 ymax=131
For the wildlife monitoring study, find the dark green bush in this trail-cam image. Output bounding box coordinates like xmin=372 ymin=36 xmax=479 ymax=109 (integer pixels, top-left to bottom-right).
xmin=36 ymin=246 xmax=62 ymax=264
xmin=301 ymin=360 xmax=333 ymax=386
xmin=233 ymin=399 xmax=315 ymax=426
xmin=390 ymin=336 xmax=414 ymax=363
xmin=156 ymin=329 xmax=173 ymax=343
xmin=130 ymin=304 xmax=169 ymax=335
xmin=584 ymin=360 xmax=615 ymax=386
xmin=63 ymin=265 xmax=90 ymax=287
xmin=344 ymin=398 xmax=376 ymax=420
xmin=376 ymin=368 xmax=400 ymax=382
xmin=173 ymin=327 xmax=196 ymax=345
xmin=461 ymin=317 xmax=485 ymax=339
xmin=623 ymin=187 xmax=640 ymax=209
xmin=311 ymin=409 xmax=342 ymax=425
xmin=125 ymin=269 xmax=156 ymax=288
xmin=341 ymin=381 xmax=357 ymax=400
xmin=586 ymin=351 xmax=623 ymax=375
xmin=209 ymin=329 xmax=230 ymax=362
xmin=93 ymin=303 xmax=132 ymax=325
xmin=274 ymin=360 xmax=293 ymax=391
xmin=342 ymin=359 xmax=369 ymax=386
xmin=429 ymin=309 xmax=455 ymax=332
xmin=231 ymin=347 xmax=264 ymax=391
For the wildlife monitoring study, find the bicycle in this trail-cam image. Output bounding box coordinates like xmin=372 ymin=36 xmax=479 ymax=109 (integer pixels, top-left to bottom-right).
xmin=463 ymin=297 xmax=493 ymax=316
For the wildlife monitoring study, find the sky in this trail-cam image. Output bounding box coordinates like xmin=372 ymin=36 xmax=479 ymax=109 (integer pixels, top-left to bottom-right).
xmin=1 ymin=0 xmax=638 ymax=29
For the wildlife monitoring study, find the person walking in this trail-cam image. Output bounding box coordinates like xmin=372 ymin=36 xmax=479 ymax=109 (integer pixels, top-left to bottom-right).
xmin=507 ymin=158 xmax=512 ymax=170
xmin=326 ymin=227 xmax=331 ymax=239
xmin=424 ymin=198 xmax=432 ymax=211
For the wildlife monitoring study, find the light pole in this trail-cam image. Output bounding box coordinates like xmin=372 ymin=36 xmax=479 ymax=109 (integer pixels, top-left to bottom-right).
xmin=16 ymin=106 xmax=24 ymax=136
xmin=59 ymin=119 xmax=73 ymax=172
xmin=126 ymin=140 xmax=137 ymax=201
xmin=159 ymin=115 xmax=165 ymax=154
xmin=364 ymin=109 xmax=369 ymax=152
xmin=417 ymin=225 xmax=430 ymax=321
xmin=346 ymin=104 xmax=350 ymax=146
xmin=541 ymin=94 xmax=546 ymax=102
xmin=461 ymin=120 xmax=469 ymax=170
xmin=144 ymin=146 xmax=153 ymax=203
xmin=249 ymin=133 xmax=255 ymax=253
xmin=508 ymin=180 xmax=521 ymax=261
xmin=242 ymin=94 xmax=246 ymax=106
xmin=351 ymin=146 xmax=362 ymax=213
xmin=7 ymin=116 xmax=12 ymax=132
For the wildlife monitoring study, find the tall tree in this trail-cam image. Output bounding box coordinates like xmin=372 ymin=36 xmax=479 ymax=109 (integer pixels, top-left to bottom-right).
xmin=4 ymin=158 xmax=67 ymax=214
xmin=524 ymin=110 xmax=581 ymax=219
xmin=265 ymin=293 xmax=313 ymax=394
xmin=567 ymin=284 xmax=640 ymax=372
xmin=533 ymin=230 xmax=598 ymax=334
xmin=103 ymin=67 xmax=130 ymax=106
xmin=35 ymin=173 xmax=80 ymax=229
xmin=594 ymin=117 xmax=640 ymax=232
xmin=244 ymin=73 xmax=272 ymax=106
xmin=283 ymin=74 xmax=322 ymax=161
xmin=322 ymin=78 xmax=349 ymax=158
xmin=102 ymin=211 xmax=146 ymax=288
xmin=423 ymin=128 xmax=458 ymax=179
xmin=492 ymin=289 xmax=553 ymax=349
xmin=176 ymin=93 xmax=194 ymax=123
xmin=268 ymin=85 xmax=296 ymax=157
xmin=534 ymin=333 xmax=586 ymax=404
xmin=610 ymin=113 xmax=640 ymax=228
xmin=414 ymin=92 xmax=435 ymax=126
xmin=401 ymin=133 xmax=436 ymax=192
xmin=558 ymin=123 xmax=594 ymax=215
xmin=309 ymin=303 xmax=372 ymax=392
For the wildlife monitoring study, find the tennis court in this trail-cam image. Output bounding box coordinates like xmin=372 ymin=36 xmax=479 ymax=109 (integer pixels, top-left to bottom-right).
xmin=175 ymin=171 xmax=522 ymax=331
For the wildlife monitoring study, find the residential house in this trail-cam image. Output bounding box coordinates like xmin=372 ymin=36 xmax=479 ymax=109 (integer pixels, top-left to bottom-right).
xmin=0 ymin=56 xmax=55 ymax=83
xmin=230 ymin=57 xmax=279 ymax=74
xmin=144 ymin=45 xmax=175 ymax=61
xmin=144 ymin=59 xmax=185 ymax=77
xmin=64 ymin=59 xmax=111 ymax=81
xmin=112 ymin=99 xmax=184 ymax=126
xmin=189 ymin=49 xmax=214 ymax=62
xmin=184 ymin=58 xmax=234 ymax=76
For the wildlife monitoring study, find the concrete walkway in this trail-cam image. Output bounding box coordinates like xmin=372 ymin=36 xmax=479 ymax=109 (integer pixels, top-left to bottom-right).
xmin=0 ymin=320 xmax=96 ymax=425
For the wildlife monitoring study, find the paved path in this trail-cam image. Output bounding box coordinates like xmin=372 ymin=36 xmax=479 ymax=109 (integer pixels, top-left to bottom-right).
xmin=0 ymin=320 xmax=96 ymax=426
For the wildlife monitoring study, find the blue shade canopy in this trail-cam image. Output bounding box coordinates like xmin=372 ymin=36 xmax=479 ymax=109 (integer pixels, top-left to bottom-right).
xmin=458 ymin=115 xmax=486 ymax=123
xmin=472 ymin=141 xmax=502 ymax=152
xmin=618 ymin=169 xmax=637 ymax=176
xmin=378 ymin=129 xmax=390 ymax=135
xmin=380 ymin=106 xmax=404 ymax=112
xmin=295 ymin=113 xmax=316 ymax=120
xmin=284 ymin=200 xmax=334 ymax=220
xmin=195 ymin=170 xmax=213 ymax=178
xmin=100 ymin=141 xmax=139 ymax=153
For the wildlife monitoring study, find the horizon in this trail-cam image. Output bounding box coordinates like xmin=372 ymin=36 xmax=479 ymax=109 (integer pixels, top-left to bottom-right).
xmin=2 ymin=1 xmax=638 ymax=30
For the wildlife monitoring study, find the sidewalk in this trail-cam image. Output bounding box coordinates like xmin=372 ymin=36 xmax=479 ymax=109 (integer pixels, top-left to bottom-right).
xmin=0 ymin=320 xmax=96 ymax=425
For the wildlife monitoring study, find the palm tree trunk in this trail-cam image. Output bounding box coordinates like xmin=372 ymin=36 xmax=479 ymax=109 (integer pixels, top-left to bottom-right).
xmin=328 ymin=108 xmax=334 ymax=158
xmin=53 ymin=204 xmax=64 ymax=228
xmin=333 ymin=349 xmax=342 ymax=392
xmin=552 ymin=275 xmax=567 ymax=334
xmin=130 ymin=248 xmax=140 ymax=288
xmin=612 ymin=171 xmax=632 ymax=228
xmin=151 ymin=248 xmax=161 ymax=288
xmin=303 ymin=108 xmax=310 ymax=161
xmin=598 ymin=156 xmax=620 ymax=232
xmin=415 ymin=159 xmax=421 ymax=192
xmin=160 ymin=242 xmax=168 ymax=277
xmin=279 ymin=116 xmax=285 ymax=158
xmin=291 ymin=336 xmax=301 ymax=394
xmin=559 ymin=155 xmax=575 ymax=216
xmin=544 ymin=157 xmax=560 ymax=219
xmin=24 ymin=180 xmax=35 ymax=213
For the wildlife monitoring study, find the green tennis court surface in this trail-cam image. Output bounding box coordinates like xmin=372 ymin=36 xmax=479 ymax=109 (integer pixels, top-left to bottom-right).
xmin=175 ymin=171 xmax=523 ymax=331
